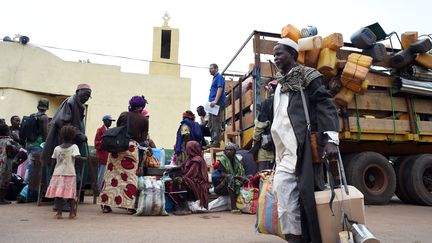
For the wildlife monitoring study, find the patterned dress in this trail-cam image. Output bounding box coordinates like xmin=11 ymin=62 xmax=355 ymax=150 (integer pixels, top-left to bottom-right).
xmin=98 ymin=141 xmax=138 ymax=209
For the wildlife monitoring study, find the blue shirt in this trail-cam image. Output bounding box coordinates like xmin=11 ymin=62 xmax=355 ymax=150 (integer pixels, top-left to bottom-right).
xmin=208 ymin=73 xmax=225 ymax=105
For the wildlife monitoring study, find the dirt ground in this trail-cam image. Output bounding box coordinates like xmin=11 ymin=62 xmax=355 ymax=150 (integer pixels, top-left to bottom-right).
xmin=0 ymin=197 xmax=430 ymax=243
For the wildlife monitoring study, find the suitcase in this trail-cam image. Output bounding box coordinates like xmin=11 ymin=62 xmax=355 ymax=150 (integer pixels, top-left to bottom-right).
xmin=401 ymin=31 xmax=418 ymax=50
xmin=315 ymin=185 xmax=366 ymax=243
xmin=322 ymin=33 xmax=344 ymax=50
xmin=281 ymin=24 xmax=301 ymax=42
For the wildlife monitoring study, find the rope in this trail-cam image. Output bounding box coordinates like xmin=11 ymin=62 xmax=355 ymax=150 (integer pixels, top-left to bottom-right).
xmin=389 ymin=89 xmax=397 ymax=141
xmin=354 ymin=94 xmax=361 ymax=142
xmin=412 ymin=98 xmax=421 ymax=135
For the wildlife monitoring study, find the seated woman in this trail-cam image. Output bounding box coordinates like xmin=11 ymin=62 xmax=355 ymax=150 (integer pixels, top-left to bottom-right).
xmin=214 ymin=143 xmax=246 ymax=214
xmin=167 ymin=140 xmax=209 ymax=215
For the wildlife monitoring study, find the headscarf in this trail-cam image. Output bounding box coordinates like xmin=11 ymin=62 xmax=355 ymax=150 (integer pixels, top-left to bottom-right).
xmin=182 ymin=110 xmax=195 ymax=121
xmin=224 ymin=142 xmax=237 ymax=151
xmin=128 ymin=96 xmax=146 ymax=111
xmin=181 ymin=140 xmax=209 ymax=208
xmin=276 ymin=65 xmax=322 ymax=93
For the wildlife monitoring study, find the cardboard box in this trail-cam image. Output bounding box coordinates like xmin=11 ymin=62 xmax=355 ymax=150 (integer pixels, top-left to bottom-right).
xmin=315 ymin=185 xmax=366 ymax=243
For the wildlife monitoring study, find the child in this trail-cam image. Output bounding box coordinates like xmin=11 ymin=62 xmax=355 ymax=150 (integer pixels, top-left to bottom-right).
xmin=45 ymin=125 xmax=86 ymax=219
xmin=0 ymin=123 xmax=21 ymax=204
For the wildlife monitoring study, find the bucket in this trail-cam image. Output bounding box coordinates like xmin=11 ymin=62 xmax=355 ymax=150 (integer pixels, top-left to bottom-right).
xmin=351 ymin=224 xmax=380 ymax=243
xmin=351 ymin=27 xmax=376 ymax=49
xmin=362 ymin=43 xmax=387 ymax=62
xmin=409 ymin=38 xmax=432 ymax=54
xmin=300 ymin=26 xmax=318 ymax=38
xmin=401 ymin=31 xmax=418 ymax=50
xmin=298 ymin=36 xmax=322 ymax=51
xmin=322 ymin=33 xmax=344 ymax=50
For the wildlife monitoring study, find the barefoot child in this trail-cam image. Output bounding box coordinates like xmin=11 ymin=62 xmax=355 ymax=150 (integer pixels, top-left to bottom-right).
xmin=45 ymin=125 xmax=86 ymax=219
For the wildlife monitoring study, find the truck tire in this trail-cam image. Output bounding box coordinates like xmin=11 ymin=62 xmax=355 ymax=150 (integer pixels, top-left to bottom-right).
xmin=345 ymin=152 xmax=396 ymax=205
xmin=394 ymin=156 xmax=417 ymax=204
xmin=403 ymin=154 xmax=432 ymax=206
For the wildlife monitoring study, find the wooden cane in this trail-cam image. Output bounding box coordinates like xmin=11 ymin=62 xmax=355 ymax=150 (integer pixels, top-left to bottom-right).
xmin=75 ymin=154 xmax=86 ymax=213
xmin=84 ymin=142 xmax=98 ymax=204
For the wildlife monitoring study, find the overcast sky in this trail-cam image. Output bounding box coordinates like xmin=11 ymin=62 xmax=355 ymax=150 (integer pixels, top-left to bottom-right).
xmin=1 ymin=0 xmax=430 ymax=111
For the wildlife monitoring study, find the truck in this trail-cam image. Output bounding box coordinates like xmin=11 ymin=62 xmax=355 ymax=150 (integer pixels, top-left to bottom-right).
xmin=221 ymin=30 xmax=432 ymax=206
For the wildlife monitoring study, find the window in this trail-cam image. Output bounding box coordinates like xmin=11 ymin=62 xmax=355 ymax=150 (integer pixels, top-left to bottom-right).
xmin=161 ymin=30 xmax=171 ymax=59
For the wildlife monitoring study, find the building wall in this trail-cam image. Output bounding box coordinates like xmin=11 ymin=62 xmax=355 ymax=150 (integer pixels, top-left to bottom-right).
xmin=0 ymin=42 xmax=191 ymax=148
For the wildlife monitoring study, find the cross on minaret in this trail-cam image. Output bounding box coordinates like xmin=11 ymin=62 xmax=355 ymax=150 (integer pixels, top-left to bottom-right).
xmin=162 ymin=12 xmax=170 ymax=27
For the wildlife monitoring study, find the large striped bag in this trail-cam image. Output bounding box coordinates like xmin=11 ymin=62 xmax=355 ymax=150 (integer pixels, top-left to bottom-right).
xmin=255 ymin=170 xmax=286 ymax=240
xmin=135 ymin=176 xmax=168 ymax=216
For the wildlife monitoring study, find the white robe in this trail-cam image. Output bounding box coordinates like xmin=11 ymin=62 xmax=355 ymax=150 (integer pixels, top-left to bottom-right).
xmin=271 ymin=83 xmax=302 ymax=235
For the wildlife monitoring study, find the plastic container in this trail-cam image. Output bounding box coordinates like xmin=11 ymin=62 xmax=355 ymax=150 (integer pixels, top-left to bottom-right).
xmin=304 ymin=48 xmax=321 ymax=68
xmin=300 ymin=26 xmax=318 ymax=38
xmin=335 ymin=87 xmax=354 ymax=107
xmin=317 ymin=48 xmax=337 ymax=77
xmin=152 ymin=148 xmax=162 ymax=161
xmin=409 ymin=38 xmax=432 ymax=54
xmin=297 ymin=51 xmax=305 ymax=64
xmin=322 ymin=33 xmax=344 ymax=50
xmin=159 ymin=148 xmax=165 ymax=168
xmin=390 ymin=49 xmax=416 ymax=69
xmin=401 ymin=31 xmax=418 ymax=49
xmin=342 ymin=77 xmax=369 ymax=94
xmin=350 ymin=27 xmax=376 ymax=49
xmin=341 ymin=62 xmax=369 ymax=85
xmin=362 ymin=43 xmax=387 ymax=62
xmin=281 ymin=24 xmax=301 ymax=42
xmin=347 ymin=53 xmax=373 ymax=68
xmin=415 ymin=53 xmax=432 ymax=69
xmin=298 ymin=36 xmax=322 ymax=51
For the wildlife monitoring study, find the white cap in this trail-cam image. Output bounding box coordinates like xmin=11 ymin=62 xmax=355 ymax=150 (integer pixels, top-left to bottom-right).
xmin=277 ymin=38 xmax=299 ymax=53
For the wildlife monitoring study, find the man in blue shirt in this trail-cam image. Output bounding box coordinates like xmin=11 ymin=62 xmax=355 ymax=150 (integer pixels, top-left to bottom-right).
xmin=208 ymin=63 xmax=225 ymax=147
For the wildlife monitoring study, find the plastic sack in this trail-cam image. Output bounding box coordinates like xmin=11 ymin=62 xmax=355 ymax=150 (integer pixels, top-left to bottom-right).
xmin=135 ymin=176 xmax=168 ymax=216
xmin=208 ymin=195 xmax=231 ymax=212
xmin=236 ymin=182 xmax=259 ymax=214
xmin=255 ymin=171 xmax=286 ymax=240
xmin=187 ymin=200 xmax=208 ymax=213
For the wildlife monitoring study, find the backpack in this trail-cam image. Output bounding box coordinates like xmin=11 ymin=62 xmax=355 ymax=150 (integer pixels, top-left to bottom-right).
xmin=20 ymin=114 xmax=41 ymax=143
xmin=101 ymin=113 xmax=130 ymax=153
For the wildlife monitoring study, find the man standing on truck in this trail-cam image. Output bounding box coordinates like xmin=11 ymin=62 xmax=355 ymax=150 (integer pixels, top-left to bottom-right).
xmin=207 ymin=63 xmax=225 ymax=148
xmin=271 ymin=38 xmax=339 ymax=243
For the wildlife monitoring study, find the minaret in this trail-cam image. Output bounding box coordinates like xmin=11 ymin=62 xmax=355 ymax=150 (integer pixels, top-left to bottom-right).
xmin=149 ymin=12 xmax=180 ymax=77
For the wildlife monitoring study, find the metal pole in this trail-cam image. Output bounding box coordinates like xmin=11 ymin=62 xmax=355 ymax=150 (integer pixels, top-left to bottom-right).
xmin=221 ymin=31 xmax=256 ymax=75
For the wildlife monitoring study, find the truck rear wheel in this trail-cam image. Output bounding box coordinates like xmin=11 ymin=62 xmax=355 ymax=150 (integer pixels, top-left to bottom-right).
xmin=345 ymin=152 xmax=396 ymax=205
xmin=403 ymin=154 xmax=432 ymax=206
xmin=394 ymin=156 xmax=417 ymax=204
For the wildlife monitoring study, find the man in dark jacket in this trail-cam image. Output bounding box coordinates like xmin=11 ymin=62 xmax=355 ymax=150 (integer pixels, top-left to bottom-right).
xmin=271 ymin=38 xmax=339 ymax=243
xmin=40 ymin=84 xmax=91 ymax=208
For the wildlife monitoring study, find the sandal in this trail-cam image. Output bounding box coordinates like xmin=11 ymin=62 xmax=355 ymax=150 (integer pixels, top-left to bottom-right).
xmin=230 ymin=209 xmax=241 ymax=214
xmin=102 ymin=205 xmax=112 ymax=213
xmin=126 ymin=209 xmax=136 ymax=215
